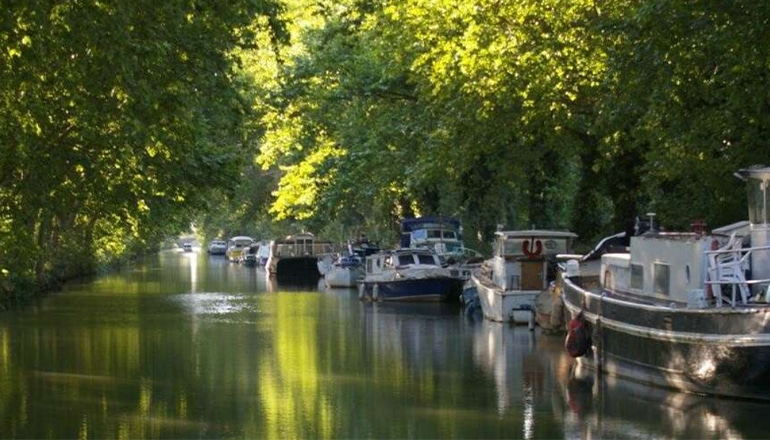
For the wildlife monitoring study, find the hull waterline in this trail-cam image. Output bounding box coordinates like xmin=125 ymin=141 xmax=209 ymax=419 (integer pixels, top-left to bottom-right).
xmin=561 ymin=274 xmax=770 ymax=401
xmin=472 ymin=274 xmax=539 ymax=323
xmin=325 ymin=267 xmax=363 ymax=288
xmin=359 ymin=277 xmax=463 ymax=302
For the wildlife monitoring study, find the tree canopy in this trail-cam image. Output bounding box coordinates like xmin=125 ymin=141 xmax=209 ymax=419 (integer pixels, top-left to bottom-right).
xmin=0 ymin=0 xmax=286 ymax=300
xmin=252 ymin=0 xmax=770 ymax=250
xmin=3 ymin=0 xmax=770 ymax=301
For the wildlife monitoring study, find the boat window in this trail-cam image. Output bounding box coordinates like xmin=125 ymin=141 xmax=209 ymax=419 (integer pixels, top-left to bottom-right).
xmin=508 ymin=275 xmax=520 ymax=290
xmin=503 ymin=241 xmax=519 ymax=256
xmin=631 ymin=264 xmax=643 ymax=291
xmin=417 ymin=254 xmax=435 ymax=265
xmin=653 ymin=263 xmax=670 ymax=296
xmin=276 ymin=244 xmax=286 ymax=256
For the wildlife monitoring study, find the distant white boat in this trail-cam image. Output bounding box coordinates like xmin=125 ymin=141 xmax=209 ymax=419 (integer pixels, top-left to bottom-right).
xmin=256 ymin=241 xmax=271 ymax=266
xmin=399 ymin=216 xmax=484 ymax=281
xmin=207 ymin=240 xmax=227 ymax=255
xmin=319 ymin=238 xmax=381 ymax=288
xmin=318 ymin=254 xmax=362 ymax=287
xmin=225 ymin=236 xmax=254 ymax=262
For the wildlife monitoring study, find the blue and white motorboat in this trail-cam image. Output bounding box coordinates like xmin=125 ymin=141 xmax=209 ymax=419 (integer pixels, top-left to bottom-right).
xmin=400 ymin=216 xmax=484 ymax=281
xmin=358 ymin=248 xmax=463 ymax=302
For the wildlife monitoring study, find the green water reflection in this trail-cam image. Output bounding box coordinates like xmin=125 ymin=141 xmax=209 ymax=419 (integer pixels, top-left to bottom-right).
xmin=0 ymin=250 xmax=564 ymax=439
xmin=3 ymin=250 xmax=768 ymax=439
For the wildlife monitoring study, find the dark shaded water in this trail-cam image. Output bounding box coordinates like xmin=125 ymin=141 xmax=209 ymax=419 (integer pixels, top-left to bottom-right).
xmin=1 ymin=249 xmax=770 ymax=439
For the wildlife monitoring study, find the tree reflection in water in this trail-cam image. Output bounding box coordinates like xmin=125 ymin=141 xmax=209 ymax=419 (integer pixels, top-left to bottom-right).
xmin=0 ymin=250 xmax=769 ymax=438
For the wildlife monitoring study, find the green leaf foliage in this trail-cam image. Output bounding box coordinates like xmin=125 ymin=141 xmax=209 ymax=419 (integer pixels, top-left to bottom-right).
xmin=0 ymin=0 xmax=286 ymax=301
xmin=252 ymin=0 xmax=770 ymax=249
xmin=5 ymin=0 xmax=770 ymax=299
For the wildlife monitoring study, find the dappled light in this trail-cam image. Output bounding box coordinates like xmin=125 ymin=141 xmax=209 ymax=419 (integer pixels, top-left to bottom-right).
xmin=3 ymin=0 xmax=769 ymax=300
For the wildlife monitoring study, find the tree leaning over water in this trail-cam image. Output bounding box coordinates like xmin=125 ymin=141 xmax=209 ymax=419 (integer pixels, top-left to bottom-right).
xmin=0 ymin=0 xmax=286 ymax=300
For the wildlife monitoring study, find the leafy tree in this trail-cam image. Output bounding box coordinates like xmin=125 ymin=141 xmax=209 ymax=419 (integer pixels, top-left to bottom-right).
xmin=595 ymin=0 xmax=770 ymax=231
xmin=0 ymin=0 xmax=286 ymax=301
xmin=256 ymin=0 xmax=608 ymax=248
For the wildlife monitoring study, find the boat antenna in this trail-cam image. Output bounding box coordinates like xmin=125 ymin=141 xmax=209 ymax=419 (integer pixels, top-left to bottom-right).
xmin=646 ymin=212 xmax=656 ymax=231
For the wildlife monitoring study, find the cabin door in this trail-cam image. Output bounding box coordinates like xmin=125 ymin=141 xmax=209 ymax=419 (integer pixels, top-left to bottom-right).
xmin=521 ymin=261 xmax=544 ymax=290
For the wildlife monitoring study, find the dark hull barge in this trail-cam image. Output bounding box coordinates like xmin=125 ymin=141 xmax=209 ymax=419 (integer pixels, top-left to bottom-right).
xmin=561 ymin=166 xmax=770 ymax=401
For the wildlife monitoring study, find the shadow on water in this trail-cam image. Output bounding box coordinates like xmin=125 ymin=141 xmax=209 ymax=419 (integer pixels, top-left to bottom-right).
xmin=268 ymin=273 xmax=324 ymax=292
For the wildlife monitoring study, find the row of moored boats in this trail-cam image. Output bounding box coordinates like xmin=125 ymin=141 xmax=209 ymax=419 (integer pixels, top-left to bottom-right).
xmin=204 ymin=166 xmax=770 ymax=402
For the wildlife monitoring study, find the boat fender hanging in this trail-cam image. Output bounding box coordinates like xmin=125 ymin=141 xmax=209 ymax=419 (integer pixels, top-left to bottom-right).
xmin=522 ymin=239 xmax=543 ymax=258
xmin=565 ymin=312 xmax=590 ymax=358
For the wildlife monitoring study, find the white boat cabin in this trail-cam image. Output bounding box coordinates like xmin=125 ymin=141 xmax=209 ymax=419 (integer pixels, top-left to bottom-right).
xmin=270 ymin=233 xmax=334 ymax=258
xmin=490 ymin=230 xmax=577 ymax=291
xmin=364 ymin=249 xmax=444 ymax=279
xmin=410 ymin=227 xmax=463 ymax=254
xmin=601 ymin=233 xmax=725 ymax=305
xmin=600 ymin=165 xmax=770 ymax=308
xmin=400 ymin=217 xmax=467 ymax=256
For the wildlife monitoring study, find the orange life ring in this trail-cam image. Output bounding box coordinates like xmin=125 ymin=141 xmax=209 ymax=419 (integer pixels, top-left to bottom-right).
xmin=522 ymin=239 xmax=543 ymax=258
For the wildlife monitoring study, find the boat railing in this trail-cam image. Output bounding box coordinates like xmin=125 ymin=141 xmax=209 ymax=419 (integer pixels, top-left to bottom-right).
xmin=705 ymin=237 xmax=770 ymax=306
xmin=274 ymin=242 xmax=335 ymax=257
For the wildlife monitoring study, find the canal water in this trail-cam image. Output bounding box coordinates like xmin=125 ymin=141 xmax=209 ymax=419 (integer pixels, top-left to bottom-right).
xmin=2 ymin=249 xmax=770 ymax=439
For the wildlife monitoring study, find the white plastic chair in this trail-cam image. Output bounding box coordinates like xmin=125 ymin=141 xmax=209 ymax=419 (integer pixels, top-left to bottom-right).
xmin=708 ymin=233 xmax=750 ymax=306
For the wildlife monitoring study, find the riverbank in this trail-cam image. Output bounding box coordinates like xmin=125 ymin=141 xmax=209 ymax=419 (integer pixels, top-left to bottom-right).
xmin=0 ymin=245 xmax=165 ymax=311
